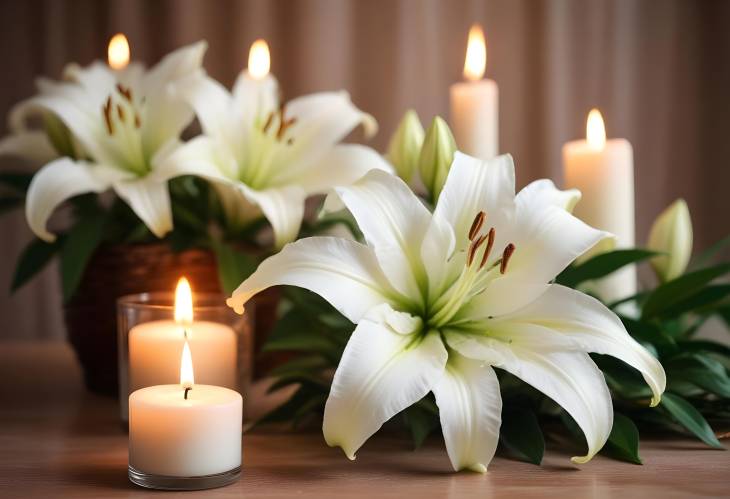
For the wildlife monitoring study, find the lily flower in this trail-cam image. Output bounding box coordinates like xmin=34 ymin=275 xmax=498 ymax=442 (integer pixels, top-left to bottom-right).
xmin=1 ymin=42 xmax=208 ymax=241
xmin=159 ymin=70 xmax=389 ymax=248
xmin=227 ymin=152 xmax=665 ymax=472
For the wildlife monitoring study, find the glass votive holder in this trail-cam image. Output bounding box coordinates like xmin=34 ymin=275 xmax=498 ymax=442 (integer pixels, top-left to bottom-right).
xmin=117 ymin=292 xmax=253 ymax=424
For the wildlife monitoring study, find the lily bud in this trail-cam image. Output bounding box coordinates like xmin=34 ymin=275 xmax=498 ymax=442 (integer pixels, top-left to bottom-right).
xmin=386 ymin=110 xmax=424 ymax=183
xmin=648 ymin=199 xmax=693 ymax=282
xmin=418 ymin=116 xmax=456 ymax=202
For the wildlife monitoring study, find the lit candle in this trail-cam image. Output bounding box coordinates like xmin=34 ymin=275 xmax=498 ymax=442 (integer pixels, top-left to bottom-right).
xmin=450 ymin=24 xmax=498 ymax=159
xmin=108 ymin=33 xmax=130 ymax=70
xmin=127 ymin=278 xmax=237 ymax=399
xmin=562 ymin=109 xmax=636 ymax=303
xmin=242 ymin=39 xmax=278 ymax=117
xmin=128 ymin=341 xmax=242 ymax=485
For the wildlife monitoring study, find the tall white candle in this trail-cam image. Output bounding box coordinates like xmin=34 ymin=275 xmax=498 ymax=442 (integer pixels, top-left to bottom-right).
xmin=129 ymin=341 xmax=242 ymax=479
xmin=450 ymin=24 xmax=498 ymax=159
xmin=562 ymin=109 xmax=636 ymax=303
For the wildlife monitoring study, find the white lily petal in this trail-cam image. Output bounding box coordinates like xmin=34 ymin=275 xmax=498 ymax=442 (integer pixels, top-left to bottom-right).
xmin=433 ymin=152 xmax=516 ymax=249
xmin=516 ymin=179 xmax=582 ymax=213
xmin=461 ymin=201 xmax=609 ymax=320
xmin=282 ymin=91 xmax=377 ymax=173
xmin=141 ymin=41 xmax=207 ymax=154
xmin=25 ymin=158 xmax=129 ymax=242
xmin=0 ymin=131 xmax=58 ymax=164
xmin=113 ymin=177 xmax=173 ymax=239
xmin=507 ymin=191 xmax=611 ymax=284
xmin=231 ymin=72 xmax=280 ymax=130
xmin=12 ymin=89 xmax=110 ymax=165
xmin=62 ymin=61 xmax=117 ymax=100
xmin=447 ymin=331 xmax=612 ymax=464
xmin=282 ymin=144 xmax=393 ymax=195
xmin=496 ymin=284 xmax=666 ymax=406
xmin=323 ymin=321 xmax=447 ymax=460
xmin=364 ymin=303 xmax=423 ymax=335
xmin=240 ymin=184 xmax=306 ymax=249
xmin=212 ymin=182 xmax=262 ymax=230
xmin=421 ymin=212 xmax=457 ymax=301
xmin=172 ymin=71 xmax=235 ymax=145
xmin=433 ymin=352 xmax=501 ymax=473
xmin=335 ymin=169 xmax=432 ymax=300
xmin=156 ymin=136 xmax=232 ymax=183
xmin=227 ymin=236 xmax=399 ymax=322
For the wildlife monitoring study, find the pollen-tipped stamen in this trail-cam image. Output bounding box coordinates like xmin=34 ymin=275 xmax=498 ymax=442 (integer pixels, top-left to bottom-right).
xmin=467 ymin=234 xmax=487 ymax=267
xmin=478 ymin=227 xmax=496 ymax=269
xmin=500 ymin=244 xmax=516 ymax=274
xmin=103 ymin=97 xmax=114 ymax=134
xmin=468 ymin=211 xmax=486 ymax=241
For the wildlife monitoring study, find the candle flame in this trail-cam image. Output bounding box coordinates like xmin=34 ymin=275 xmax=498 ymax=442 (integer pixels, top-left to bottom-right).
xmin=463 ymin=24 xmax=486 ymax=81
xmin=174 ymin=277 xmax=193 ymax=324
xmin=180 ymin=340 xmax=194 ymax=389
xmin=586 ymin=108 xmax=606 ymax=149
xmin=248 ymin=39 xmax=270 ymax=79
xmin=107 ymin=33 xmax=130 ymax=70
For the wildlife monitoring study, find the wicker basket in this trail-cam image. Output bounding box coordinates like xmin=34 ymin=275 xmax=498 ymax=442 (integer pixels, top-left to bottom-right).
xmin=63 ymin=242 xmax=278 ymax=395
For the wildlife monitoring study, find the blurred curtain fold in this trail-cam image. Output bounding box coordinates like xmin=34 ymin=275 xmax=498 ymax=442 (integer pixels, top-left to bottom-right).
xmin=1 ymin=0 xmax=728 ymax=339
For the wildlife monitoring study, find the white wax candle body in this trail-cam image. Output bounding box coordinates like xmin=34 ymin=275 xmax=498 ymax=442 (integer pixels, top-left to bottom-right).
xmin=129 ymin=385 xmax=242 ymax=477
xmin=129 ymin=320 xmax=237 ymax=391
xmin=562 ymin=138 xmax=636 ymax=302
xmin=450 ymin=79 xmax=498 ymax=160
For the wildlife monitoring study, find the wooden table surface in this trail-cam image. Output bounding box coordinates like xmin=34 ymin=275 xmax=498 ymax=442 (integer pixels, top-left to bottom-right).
xmin=1 ymin=342 xmax=728 ymax=498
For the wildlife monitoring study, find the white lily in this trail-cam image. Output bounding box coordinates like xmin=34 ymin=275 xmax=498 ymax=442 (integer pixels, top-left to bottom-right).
xmin=159 ymin=70 xmax=389 ymax=248
xmin=227 ymin=152 xmax=665 ymax=472
xmin=1 ymin=42 xmax=207 ymax=241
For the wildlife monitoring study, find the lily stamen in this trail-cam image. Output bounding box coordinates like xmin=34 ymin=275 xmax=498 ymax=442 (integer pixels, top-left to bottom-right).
xmin=500 ymin=243 xmax=516 ymax=274
xmin=467 ymin=233 xmax=487 ymax=267
xmin=479 ymin=227 xmax=496 ymax=269
xmin=103 ymin=97 xmax=114 ymax=134
xmin=468 ymin=211 xmax=486 ymax=241
xmin=262 ymin=111 xmax=275 ymax=133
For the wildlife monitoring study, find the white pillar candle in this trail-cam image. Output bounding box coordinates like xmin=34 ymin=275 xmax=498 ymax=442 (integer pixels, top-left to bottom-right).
xmin=562 ymin=109 xmax=636 ymax=303
xmin=123 ymin=278 xmax=237 ymax=420
xmin=129 ymin=320 xmax=237 ymax=391
xmin=450 ymin=24 xmax=498 ymax=160
xmin=242 ymin=38 xmax=278 ymax=117
xmin=129 ymin=342 xmax=242 ymax=478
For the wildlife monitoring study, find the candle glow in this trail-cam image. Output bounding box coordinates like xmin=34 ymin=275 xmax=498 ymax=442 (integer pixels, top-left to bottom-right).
xmin=107 ymin=33 xmax=130 ymax=70
xmin=248 ymin=39 xmax=270 ymax=79
xmin=174 ymin=277 xmax=193 ymax=324
xmin=180 ymin=340 xmax=194 ymax=389
xmin=463 ymin=24 xmax=486 ymax=81
xmin=586 ymin=108 xmax=606 ymax=150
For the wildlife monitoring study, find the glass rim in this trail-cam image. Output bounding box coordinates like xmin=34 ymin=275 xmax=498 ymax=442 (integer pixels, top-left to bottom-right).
xmin=117 ymin=291 xmax=230 ymax=312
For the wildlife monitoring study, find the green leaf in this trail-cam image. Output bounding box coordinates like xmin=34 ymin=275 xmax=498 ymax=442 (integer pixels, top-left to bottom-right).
xmin=211 ymin=240 xmax=257 ymax=295
xmin=499 ymin=408 xmax=545 ymax=465
xmin=263 ymin=308 xmax=339 ymax=354
xmin=403 ymin=399 xmax=440 ymax=449
xmin=691 ymin=234 xmax=730 ymax=269
xmin=11 ymin=238 xmax=62 ymax=292
xmin=660 ymin=392 xmax=724 ymax=449
xmin=59 ymin=213 xmax=105 ymax=302
xmin=556 ymin=249 xmax=658 ymax=288
xmin=257 ymin=383 xmax=328 ymax=426
xmin=666 ymin=354 xmax=730 ymax=398
xmin=658 ymin=284 xmax=730 ymax=319
xmin=604 ymin=413 xmax=642 ymax=464
xmin=593 ymin=355 xmax=653 ymax=400
xmin=642 ymin=263 xmax=730 ymax=319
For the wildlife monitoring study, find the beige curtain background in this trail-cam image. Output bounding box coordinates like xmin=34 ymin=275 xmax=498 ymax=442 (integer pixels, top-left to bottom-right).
xmin=1 ymin=0 xmax=728 ymax=340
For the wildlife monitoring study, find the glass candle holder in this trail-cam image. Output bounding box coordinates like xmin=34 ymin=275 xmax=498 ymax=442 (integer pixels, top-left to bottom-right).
xmin=117 ymin=292 xmax=253 ymax=424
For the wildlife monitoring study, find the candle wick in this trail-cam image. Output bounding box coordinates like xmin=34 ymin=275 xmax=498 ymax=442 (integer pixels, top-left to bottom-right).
xmin=183 ymin=329 xmax=188 ymax=340
xmin=184 ymin=387 xmax=192 ymax=400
